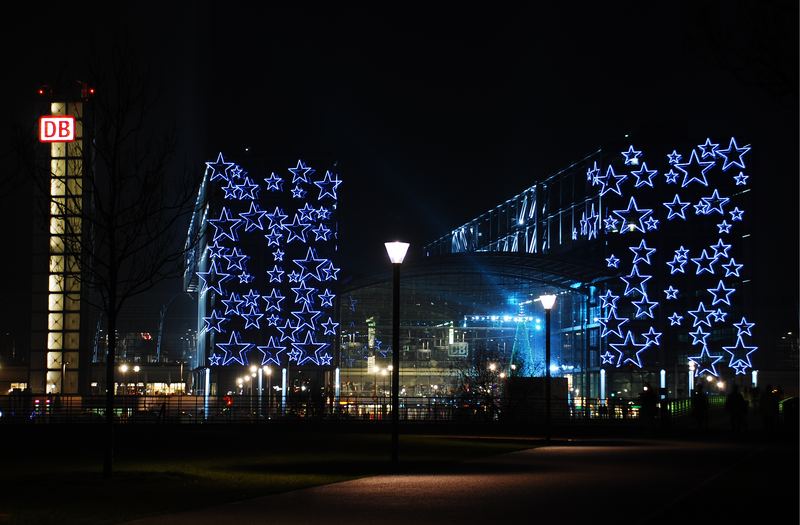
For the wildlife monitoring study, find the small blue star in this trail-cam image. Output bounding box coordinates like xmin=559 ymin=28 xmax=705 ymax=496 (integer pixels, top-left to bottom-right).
xmin=710 ymin=238 xmax=732 ymax=259
xmin=599 ymin=289 xmax=619 ymax=310
xmin=632 ymin=294 xmax=658 ymax=319
xmin=729 ymin=207 xmax=744 ymax=221
xmin=717 ymin=221 xmax=732 ymax=234
xmin=675 ymin=149 xmax=714 ymax=188
xmin=208 ymin=353 xmax=221 ymax=366
xmin=644 ymin=216 xmax=659 ymax=231
xmin=321 ymin=317 xmax=340 ymax=335
xmin=600 ymin=351 xmax=616 ymax=365
xmin=663 ymin=194 xmax=690 ymax=220
xmin=722 ymin=258 xmax=743 ymax=277
xmin=641 ymin=327 xmax=663 ymax=347
xmin=697 ymin=138 xmax=719 ymax=159
xmin=707 ymin=280 xmax=735 ymax=306
xmin=700 ymin=189 xmax=729 ymax=215
xmin=733 ymin=317 xmax=755 ymax=337
xmin=606 ymin=254 xmax=620 ymax=268
xmin=273 ymin=249 xmax=285 ymax=262
xmin=666 ymin=256 xmax=687 ymax=275
xmin=666 ymin=150 xmax=682 ymax=164
xmin=675 ymin=246 xmax=690 ymax=260
xmin=604 ymin=216 xmax=620 ymax=231
xmin=264 ymin=172 xmax=283 ymax=191
xmin=733 ymin=172 xmax=749 ymax=185
xmin=291 ymin=185 xmax=306 ymax=198
xmin=690 ymin=249 xmax=718 ymax=275
xmin=687 ymin=302 xmax=714 ymax=328
xmin=319 ymin=289 xmax=336 ymax=307
xmin=202 ymin=310 xmax=227 ymax=333
xmin=267 ymin=265 xmax=284 ymax=283
xmin=314 ymin=170 xmax=342 ymax=200
xmin=716 ymin=137 xmax=750 ymax=171
xmin=206 ymin=153 xmax=234 ymax=182
xmin=689 ymin=328 xmax=710 ymax=346
xmin=631 ymin=162 xmax=657 ymax=188
xmin=664 ymin=286 xmax=678 ymax=300
xmin=668 ymin=312 xmax=683 ymax=326
xmin=629 ymin=239 xmax=656 ymax=265
xmin=664 ymin=169 xmax=679 ymax=184
xmin=288 ymin=159 xmax=314 ymax=184
xmin=621 ymin=145 xmax=642 ymax=165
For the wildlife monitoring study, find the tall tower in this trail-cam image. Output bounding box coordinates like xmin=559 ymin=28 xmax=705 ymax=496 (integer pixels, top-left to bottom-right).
xmin=29 ymin=87 xmax=94 ymax=395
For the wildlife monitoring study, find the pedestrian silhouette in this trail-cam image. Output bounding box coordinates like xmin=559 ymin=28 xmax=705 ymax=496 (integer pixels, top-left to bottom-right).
xmin=725 ymin=384 xmax=747 ymax=432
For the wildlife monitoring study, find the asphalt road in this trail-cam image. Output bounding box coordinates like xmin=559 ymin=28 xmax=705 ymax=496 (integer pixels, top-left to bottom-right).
xmin=128 ymin=437 xmax=797 ymax=525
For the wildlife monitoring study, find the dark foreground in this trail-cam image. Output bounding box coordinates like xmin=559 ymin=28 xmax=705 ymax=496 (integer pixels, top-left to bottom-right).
xmin=0 ymin=420 xmax=796 ymax=525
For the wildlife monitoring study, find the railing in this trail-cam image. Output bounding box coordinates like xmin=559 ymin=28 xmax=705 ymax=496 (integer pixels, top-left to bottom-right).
xmin=0 ymin=393 xmax=733 ymax=425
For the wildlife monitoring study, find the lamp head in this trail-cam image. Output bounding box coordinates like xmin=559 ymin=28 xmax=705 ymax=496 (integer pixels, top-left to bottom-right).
xmin=538 ymin=294 xmax=557 ymax=310
xmin=384 ymin=241 xmax=410 ymax=264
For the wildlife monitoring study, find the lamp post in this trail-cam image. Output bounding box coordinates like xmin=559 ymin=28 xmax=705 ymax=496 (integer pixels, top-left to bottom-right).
xmin=385 ymin=241 xmax=409 ymax=467
xmin=538 ymin=294 xmax=557 ymax=444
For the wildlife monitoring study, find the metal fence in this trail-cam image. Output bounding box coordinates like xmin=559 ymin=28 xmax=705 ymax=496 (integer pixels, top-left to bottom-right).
xmin=0 ymin=392 xmax=740 ymax=425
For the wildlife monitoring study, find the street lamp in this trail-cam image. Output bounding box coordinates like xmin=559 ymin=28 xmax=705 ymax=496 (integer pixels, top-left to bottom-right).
xmin=385 ymin=240 xmax=409 ymax=467
xmin=538 ymin=294 xmax=556 ymax=444
xmin=119 ymin=364 xmax=129 ymax=395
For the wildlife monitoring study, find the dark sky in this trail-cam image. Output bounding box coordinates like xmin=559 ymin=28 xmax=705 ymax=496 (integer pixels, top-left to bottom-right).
xmin=1 ymin=2 xmax=797 ymax=349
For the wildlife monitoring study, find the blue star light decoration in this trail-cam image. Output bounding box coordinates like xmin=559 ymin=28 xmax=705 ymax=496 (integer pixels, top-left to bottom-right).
xmin=596 ymin=138 xmax=756 ymax=375
xmin=199 ymin=154 xmax=341 ymax=369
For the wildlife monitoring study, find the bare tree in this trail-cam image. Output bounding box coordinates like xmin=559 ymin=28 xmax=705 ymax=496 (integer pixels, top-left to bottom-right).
xmin=15 ymin=38 xmax=201 ymax=478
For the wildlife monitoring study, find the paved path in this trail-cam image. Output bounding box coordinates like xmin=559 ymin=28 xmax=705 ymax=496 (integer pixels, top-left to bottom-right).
xmin=128 ymin=438 xmax=796 ymax=525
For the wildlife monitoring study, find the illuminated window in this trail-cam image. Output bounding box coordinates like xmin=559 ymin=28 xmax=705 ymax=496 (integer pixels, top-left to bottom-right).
xmin=51 ymin=142 xmax=65 ymax=158
xmin=66 ymin=177 xmax=82 ymax=196
xmin=47 ymin=351 xmax=63 ymax=368
xmin=49 ymin=255 xmax=64 ymax=273
xmin=49 ymin=274 xmax=64 ymax=292
xmin=48 ymin=293 xmax=64 ymax=311
xmin=64 ymin=332 xmax=79 ymax=350
xmin=50 ymin=197 xmax=65 ymax=216
xmin=66 ymin=142 xmax=82 ymax=158
xmin=51 ymin=159 xmax=66 ymax=177
xmin=65 ymin=294 xmax=80 ymax=311
xmin=50 ymin=102 xmax=66 ymax=115
xmin=47 ymin=313 xmax=64 ymax=330
xmin=50 ymin=236 xmax=64 ymax=253
xmin=47 ymin=332 xmax=63 ymax=350
xmin=50 ymin=178 xmax=66 ymax=197
xmin=65 ymin=313 xmax=80 ymax=330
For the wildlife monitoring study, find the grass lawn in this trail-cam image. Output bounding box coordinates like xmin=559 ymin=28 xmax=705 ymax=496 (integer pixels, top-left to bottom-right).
xmin=0 ymin=426 xmax=534 ymax=525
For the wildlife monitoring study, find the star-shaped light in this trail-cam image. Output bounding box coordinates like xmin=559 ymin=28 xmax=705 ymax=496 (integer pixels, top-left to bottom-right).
xmin=311 ymin=223 xmax=332 ymax=241
xmin=294 ymin=247 xmax=328 ymax=282
xmin=242 ymin=305 xmax=264 ymax=329
xmin=277 ymin=319 xmax=299 ymax=343
xmin=314 ymin=171 xmax=342 ymax=200
xmin=621 ymin=264 xmax=652 ymax=296
xmin=288 ymin=159 xmax=314 ymax=184
xmin=267 ymin=264 xmax=285 ymax=283
xmin=208 ymin=353 xmax=221 ymax=366
xmin=221 ymin=179 xmax=241 ymax=200
xmin=733 ymin=172 xmax=748 ymax=185
xmin=689 ymin=327 xmax=710 ymax=346
xmin=196 ymin=260 xmax=232 ymax=295
xmin=604 ymin=216 xmax=620 ymax=231
xmin=238 ymin=177 xmax=259 ymax=200
xmin=297 ymin=203 xmax=317 ymax=222
xmin=291 ymin=280 xmax=317 ymax=305
xmin=290 ymin=185 xmax=306 ymax=198
xmin=694 ymin=201 xmax=710 ymax=216
xmin=291 ymin=301 xmax=322 ymax=331
xmin=264 ymin=172 xmax=283 ymax=191
xmin=600 ymin=351 xmax=616 ymax=365
xmin=320 ymin=353 xmax=333 ymax=366
xmin=712 ymin=309 xmax=727 ymax=322
xmin=697 ymin=138 xmax=719 ymax=159
xmin=586 ymin=161 xmax=600 ymax=182
xmin=207 ymin=241 xmax=228 ymax=260
xmin=208 ymin=208 xmax=242 ymax=243
xmin=321 ymin=261 xmax=340 ymax=280
xmin=663 ymin=194 xmax=690 ymax=220
xmin=291 ymin=331 xmax=327 ymax=366
xmin=206 ymin=152 xmax=234 ymax=182
xmin=621 ymin=145 xmax=642 ymax=165
xmin=316 ymin=207 xmax=331 ymax=220
xmin=664 ymin=286 xmax=678 ymax=300
xmin=641 ymin=327 xmax=662 ymax=346
xmin=202 ymin=310 xmax=227 ymax=333
xmin=242 ymin=289 xmax=261 ymax=308
xmin=264 ymin=228 xmax=284 ymax=247
xmin=238 ymin=272 xmax=253 ymax=284
xmin=262 ymin=289 xmax=285 ymax=312
xmin=606 ymin=254 xmax=620 ymax=268
xmin=687 ymin=302 xmax=714 ymax=328
xmin=716 ymin=137 xmax=750 ymax=171
xmin=217 ymin=331 xmax=253 ymax=366
xmin=666 ymin=150 xmax=682 ymax=164
xmin=729 ymin=207 xmax=744 ymax=221
xmin=610 ymin=331 xmax=648 ymax=368
xmin=700 ymin=189 xmax=729 ymax=215
xmin=632 ymin=294 xmax=658 ymax=319
xmin=733 ymin=317 xmax=755 ymax=337
xmin=690 ymin=249 xmax=717 ymax=275
xmin=223 ymin=247 xmax=249 ymax=271
xmin=689 ymin=345 xmax=724 ymax=377
xmin=229 ymin=165 xmax=243 ymax=179
xmin=287 ymin=271 xmax=302 ymax=283
xmin=273 ymin=249 xmax=285 ymax=262
xmin=321 ymin=317 xmax=340 ymax=335
xmin=265 ymin=314 xmax=281 ymax=327
xmin=598 ymin=165 xmax=627 ymax=197
xmin=722 ymin=258 xmax=743 ymax=277
xmin=675 ymin=246 xmax=690 ymax=260
xmin=710 ymin=238 xmax=732 ymax=259
xmin=631 ymin=162 xmax=657 ymax=188
xmin=629 ymin=239 xmax=656 ymax=265
xmin=265 ymin=207 xmax=288 ymax=230
xmin=664 ymin=169 xmax=679 ymax=184
xmin=284 ymin=215 xmax=311 ymax=244
xmin=668 ymin=312 xmax=683 ymax=326
xmin=599 ymin=311 xmax=629 ymax=338
xmin=257 ymin=336 xmax=285 ymax=366
xmin=644 ymin=216 xmax=659 ymax=231
xmin=717 ymin=221 xmax=732 ymax=234
xmin=599 ymin=289 xmax=619 ymax=310
xmin=221 ymin=292 xmax=244 ymax=316
xmin=706 ymin=280 xmax=735 ymax=306
xmin=239 ymin=202 xmax=268 ymax=232
xmin=612 ymin=197 xmax=653 ymax=233
xmin=675 ymin=149 xmax=714 ymax=188
xmin=319 ymin=289 xmax=336 ymax=307
xmin=666 ymin=256 xmax=687 ymax=275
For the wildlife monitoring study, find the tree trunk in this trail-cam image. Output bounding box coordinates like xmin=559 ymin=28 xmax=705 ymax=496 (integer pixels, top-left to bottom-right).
xmin=103 ymin=306 xmax=116 ymax=478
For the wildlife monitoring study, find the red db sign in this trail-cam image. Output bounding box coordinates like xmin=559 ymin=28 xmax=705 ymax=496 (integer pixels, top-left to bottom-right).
xmin=39 ymin=116 xmax=76 ymax=143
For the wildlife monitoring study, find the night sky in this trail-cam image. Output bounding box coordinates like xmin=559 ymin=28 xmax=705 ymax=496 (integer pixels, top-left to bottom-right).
xmin=1 ymin=3 xmax=797 ymax=356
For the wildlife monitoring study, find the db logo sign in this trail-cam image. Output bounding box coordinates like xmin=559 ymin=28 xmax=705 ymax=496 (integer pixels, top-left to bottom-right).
xmin=39 ymin=116 xmax=76 ymax=143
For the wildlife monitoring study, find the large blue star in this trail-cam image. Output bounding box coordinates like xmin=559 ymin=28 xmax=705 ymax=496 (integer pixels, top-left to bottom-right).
xmin=689 ymin=345 xmax=724 ymax=377
xmin=690 ymin=249 xmax=718 ymax=275
xmin=598 ymin=165 xmax=627 ymax=197
xmin=314 ymin=171 xmax=342 ymax=200
xmin=202 ymin=310 xmax=227 ymax=333
xmin=291 ymin=301 xmax=322 ymax=331
xmin=687 ymin=302 xmax=714 ymax=328
xmin=621 ymin=145 xmax=642 ymax=166
xmin=223 ymin=247 xmax=249 ymax=271
xmin=609 ymin=331 xmax=648 ymax=368
xmin=612 ymin=197 xmax=653 ymax=233
xmin=262 ymin=289 xmax=285 ymax=312
xmin=716 ymin=137 xmax=750 ymax=171
xmin=291 ymin=331 xmax=327 ymax=366
xmin=208 ymin=208 xmax=243 ymax=243
xmin=238 ymin=177 xmax=260 ymax=200
xmin=629 ymin=239 xmax=656 ymax=265
xmin=675 ymin=149 xmax=714 ymax=188
xmin=221 ymin=292 xmax=244 ymax=316
xmin=267 ymin=265 xmax=285 ymax=283
xmin=291 ymin=280 xmax=317 ymax=305
xmin=206 ymin=152 xmax=234 ymax=182
xmin=196 ymin=260 xmax=232 ymax=295
xmin=288 ymin=159 xmax=314 ymax=184
xmin=632 ymin=294 xmax=658 ymax=319
xmin=242 ymin=305 xmax=264 ymax=329
xmin=263 ymin=172 xmax=283 ymax=191
xmin=663 ymin=194 xmax=690 ymax=220
xmin=620 ymin=264 xmax=652 ymax=296
xmin=277 ymin=319 xmax=299 ymax=343
xmin=631 ymin=162 xmax=657 ymax=188
xmin=239 ymin=202 xmax=268 ymax=232
xmin=217 ymin=331 xmax=253 ymax=366
xmin=707 ymin=280 xmax=735 ymax=306
xmin=599 ymin=311 xmax=628 ymax=338
xmin=321 ymin=317 xmax=340 ymax=335
xmin=257 ymin=336 xmax=285 ymax=366
xmin=599 ymin=289 xmax=619 ymax=310
xmin=293 ymin=247 xmax=328 ymax=282
xmin=284 ymin=214 xmax=311 ymax=244
xmin=710 ymin=238 xmax=731 ymax=259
